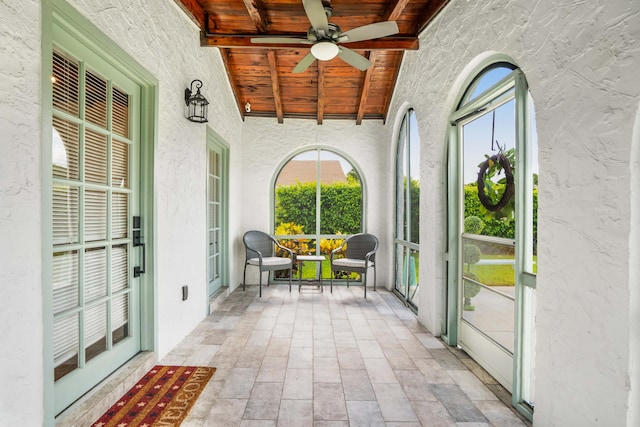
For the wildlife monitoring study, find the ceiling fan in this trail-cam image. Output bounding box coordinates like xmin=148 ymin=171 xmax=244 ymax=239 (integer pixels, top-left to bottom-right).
xmin=250 ymin=0 xmax=399 ymax=73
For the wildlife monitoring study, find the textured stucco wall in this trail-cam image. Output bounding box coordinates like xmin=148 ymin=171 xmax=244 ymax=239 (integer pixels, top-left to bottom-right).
xmin=386 ymin=0 xmax=640 ymax=425
xmin=240 ymin=118 xmax=393 ymax=288
xmin=0 ymin=0 xmax=45 ymax=424
xmin=629 ymin=104 xmax=640 ymax=426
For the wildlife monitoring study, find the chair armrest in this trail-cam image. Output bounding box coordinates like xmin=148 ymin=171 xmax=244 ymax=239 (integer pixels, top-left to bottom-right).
xmin=365 ymin=249 xmax=377 ymax=261
xmin=330 ymin=239 xmax=348 ymax=262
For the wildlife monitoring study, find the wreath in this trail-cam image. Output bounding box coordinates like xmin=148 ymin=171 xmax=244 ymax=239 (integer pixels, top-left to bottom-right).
xmin=476 ymin=153 xmax=514 ymax=211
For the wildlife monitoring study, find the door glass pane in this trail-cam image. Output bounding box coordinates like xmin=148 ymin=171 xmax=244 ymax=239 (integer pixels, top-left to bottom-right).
xmin=528 ymin=107 xmax=539 ymax=274
xmin=85 ymin=70 xmax=107 ymax=129
xmin=85 ymin=190 xmax=107 ymax=242
xmin=53 ymin=251 xmax=79 ymax=313
xmin=112 ymin=86 xmax=129 ymax=138
xmin=394 ymin=246 xmax=407 ymax=297
xmin=112 ymin=139 xmax=129 ymax=188
xmin=85 ymin=303 xmax=107 ymax=362
xmin=408 ymin=111 xmax=420 ymax=245
xmin=84 ymin=247 xmax=107 ymax=302
xmin=461 ymin=237 xmax=515 ymax=354
xmin=52 ymin=51 xmax=79 ymax=116
xmin=460 ymin=65 xmax=515 ymax=107
xmin=112 ymin=294 xmax=129 ymax=345
xmin=396 ymin=116 xmax=407 ymax=243
xmin=462 ymin=99 xmax=516 ymax=249
xmin=523 ymin=285 xmax=536 ymax=405
xmin=52 ymin=117 xmax=79 ymax=180
xmin=111 ymin=245 xmax=128 ymax=292
xmin=112 ymin=192 xmax=128 ymax=240
xmin=85 ymin=129 xmax=108 ymax=185
xmin=54 ymin=313 xmax=79 ymax=381
xmin=407 ymin=250 xmax=419 ymax=304
xmin=53 ymin=185 xmax=79 ymax=245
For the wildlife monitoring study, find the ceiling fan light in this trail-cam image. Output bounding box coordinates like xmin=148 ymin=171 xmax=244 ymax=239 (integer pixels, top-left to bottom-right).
xmin=311 ymin=41 xmax=339 ymax=61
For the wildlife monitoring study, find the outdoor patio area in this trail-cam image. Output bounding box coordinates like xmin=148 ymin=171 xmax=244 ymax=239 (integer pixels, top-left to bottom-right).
xmin=160 ymin=285 xmax=530 ymax=426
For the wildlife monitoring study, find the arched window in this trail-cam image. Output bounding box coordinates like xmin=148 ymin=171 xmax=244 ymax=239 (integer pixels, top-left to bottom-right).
xmin=394 ymin=109 xmax=420 ymax=310
xmin=273 ymin=148 xmax=363 ymax=280
xmin=447 ymin=60 xmax=538 ymax=420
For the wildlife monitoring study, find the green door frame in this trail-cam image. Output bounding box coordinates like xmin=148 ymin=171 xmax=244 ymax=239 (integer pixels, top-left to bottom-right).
xmin=42 ymin=0 xmax=157 ymax=423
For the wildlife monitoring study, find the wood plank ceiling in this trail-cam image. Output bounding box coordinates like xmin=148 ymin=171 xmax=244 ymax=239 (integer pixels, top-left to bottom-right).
xmin=176 ymin=0 xmax=449 ymax=124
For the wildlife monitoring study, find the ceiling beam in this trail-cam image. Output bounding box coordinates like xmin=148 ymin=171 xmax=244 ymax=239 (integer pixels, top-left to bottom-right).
xmin=417 ymin=0 xmax=451 ymax=33
xmin=202 ymin=36 xmax=419 ymax=51
xmin=242 ymin=0 xmax=269 ymax=33
xmin=219 ymin=48 xmax=246 ymax=120
xmin=356 ymin=52 xmax=376 ymax=125
xmin=382 ymin=0 xmax=411 ymax=21
xmin=267 ymin=50 xmax=284 ymax=124
xmin=317 ymin=61 xmax=325 ymax=125
xmin=175 ymin=0 xmax=207 ymax=30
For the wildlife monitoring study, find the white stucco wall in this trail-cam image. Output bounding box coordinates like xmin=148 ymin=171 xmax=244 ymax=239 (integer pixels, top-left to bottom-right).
xmin=0 ymin=1 xmax=45 ymax=423
xmin=629 ymin=103 xmax=640 ymax=426
xmin=240 ymin=118 xmax=393 ymax=288
xmin=386 ymin=0 xmax=640 ymax=425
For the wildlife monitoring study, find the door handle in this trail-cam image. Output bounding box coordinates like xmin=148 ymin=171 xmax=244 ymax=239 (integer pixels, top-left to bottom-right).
xmin=134 ymin=241 xmax=146 ymax=277
xmin=133 ymin=216 xmax=146 ymax=277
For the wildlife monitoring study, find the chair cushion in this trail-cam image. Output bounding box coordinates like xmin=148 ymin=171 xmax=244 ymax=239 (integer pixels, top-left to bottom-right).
xmin=248 ymin=257 xmax=292 ymax=267
xmin=332 ymin=258 xmax=373 ymax=269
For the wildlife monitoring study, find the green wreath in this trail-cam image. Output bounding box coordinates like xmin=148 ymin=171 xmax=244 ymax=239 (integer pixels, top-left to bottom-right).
xmin=477 ymin=153 xmax=514 ymax=212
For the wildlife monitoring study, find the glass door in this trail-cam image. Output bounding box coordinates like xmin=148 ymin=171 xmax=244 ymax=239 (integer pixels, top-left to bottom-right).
xmin=449 ymin=64 xmax=538 ymax=421
xmin=51 ymin=45 xmax=141 ymax=414
xmin=394 ymin=109 xmax=420 ymax=309
xmin=207 ymin=144 xmax=223 ymax=296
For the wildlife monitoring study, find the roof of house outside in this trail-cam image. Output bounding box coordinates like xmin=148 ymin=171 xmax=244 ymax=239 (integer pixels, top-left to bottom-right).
xmin=276 ymin=160 xmax=347 ymax=186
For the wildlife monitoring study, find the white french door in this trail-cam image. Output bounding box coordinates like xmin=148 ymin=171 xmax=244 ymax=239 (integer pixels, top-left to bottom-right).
xmin=51 ymin=41 xmax=142 ymax=414
xmin=207 ymin=142 xmax=223 ymax=297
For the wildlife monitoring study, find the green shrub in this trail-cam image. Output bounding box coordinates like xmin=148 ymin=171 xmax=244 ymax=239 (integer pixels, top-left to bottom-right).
xmin=275 ymin=182 xmax=362 ymax=234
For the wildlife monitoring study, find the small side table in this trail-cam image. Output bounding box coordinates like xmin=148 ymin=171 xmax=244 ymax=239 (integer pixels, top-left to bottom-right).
xmin=297 ymin=255 xmax=326 ymax=292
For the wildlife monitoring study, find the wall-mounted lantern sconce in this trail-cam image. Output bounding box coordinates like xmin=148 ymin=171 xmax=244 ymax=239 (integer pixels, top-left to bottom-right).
xmin=184 ymin=79 xmax=209 ymax=123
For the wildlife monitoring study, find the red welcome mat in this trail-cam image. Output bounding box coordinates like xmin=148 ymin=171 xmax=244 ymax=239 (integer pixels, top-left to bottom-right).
xmin=91 ymin=365 xmax=216 ymax=426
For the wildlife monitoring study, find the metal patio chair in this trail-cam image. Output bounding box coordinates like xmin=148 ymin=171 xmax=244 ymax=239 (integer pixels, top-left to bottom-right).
xmin=242 ymin=230 xmax=293 ymax=297
xmin=329 ymin=233 xmax=378 ymax=298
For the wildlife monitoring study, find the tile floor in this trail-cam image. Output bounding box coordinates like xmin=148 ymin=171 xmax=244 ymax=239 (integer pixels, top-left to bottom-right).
xmin=161 ymin=285 xmax=530 ymax=426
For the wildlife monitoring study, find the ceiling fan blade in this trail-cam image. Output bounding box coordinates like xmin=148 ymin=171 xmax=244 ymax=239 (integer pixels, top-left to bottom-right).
xmin=339 ymin=21 xmax=399 ymax=43
xmin=293 ymin=53 xmax=317 ymax=73
xmin=251 ymin=37 xmax=312 ymax=44
xmin=302 ymin=0 xmax=329 ymax=34
xmin=337 ymin=47 xmax=372 ymax=71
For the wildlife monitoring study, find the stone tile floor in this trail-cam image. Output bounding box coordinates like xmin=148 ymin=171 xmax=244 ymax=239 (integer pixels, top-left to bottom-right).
xmin=161 ymin=285 xmax=531 ymax=426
